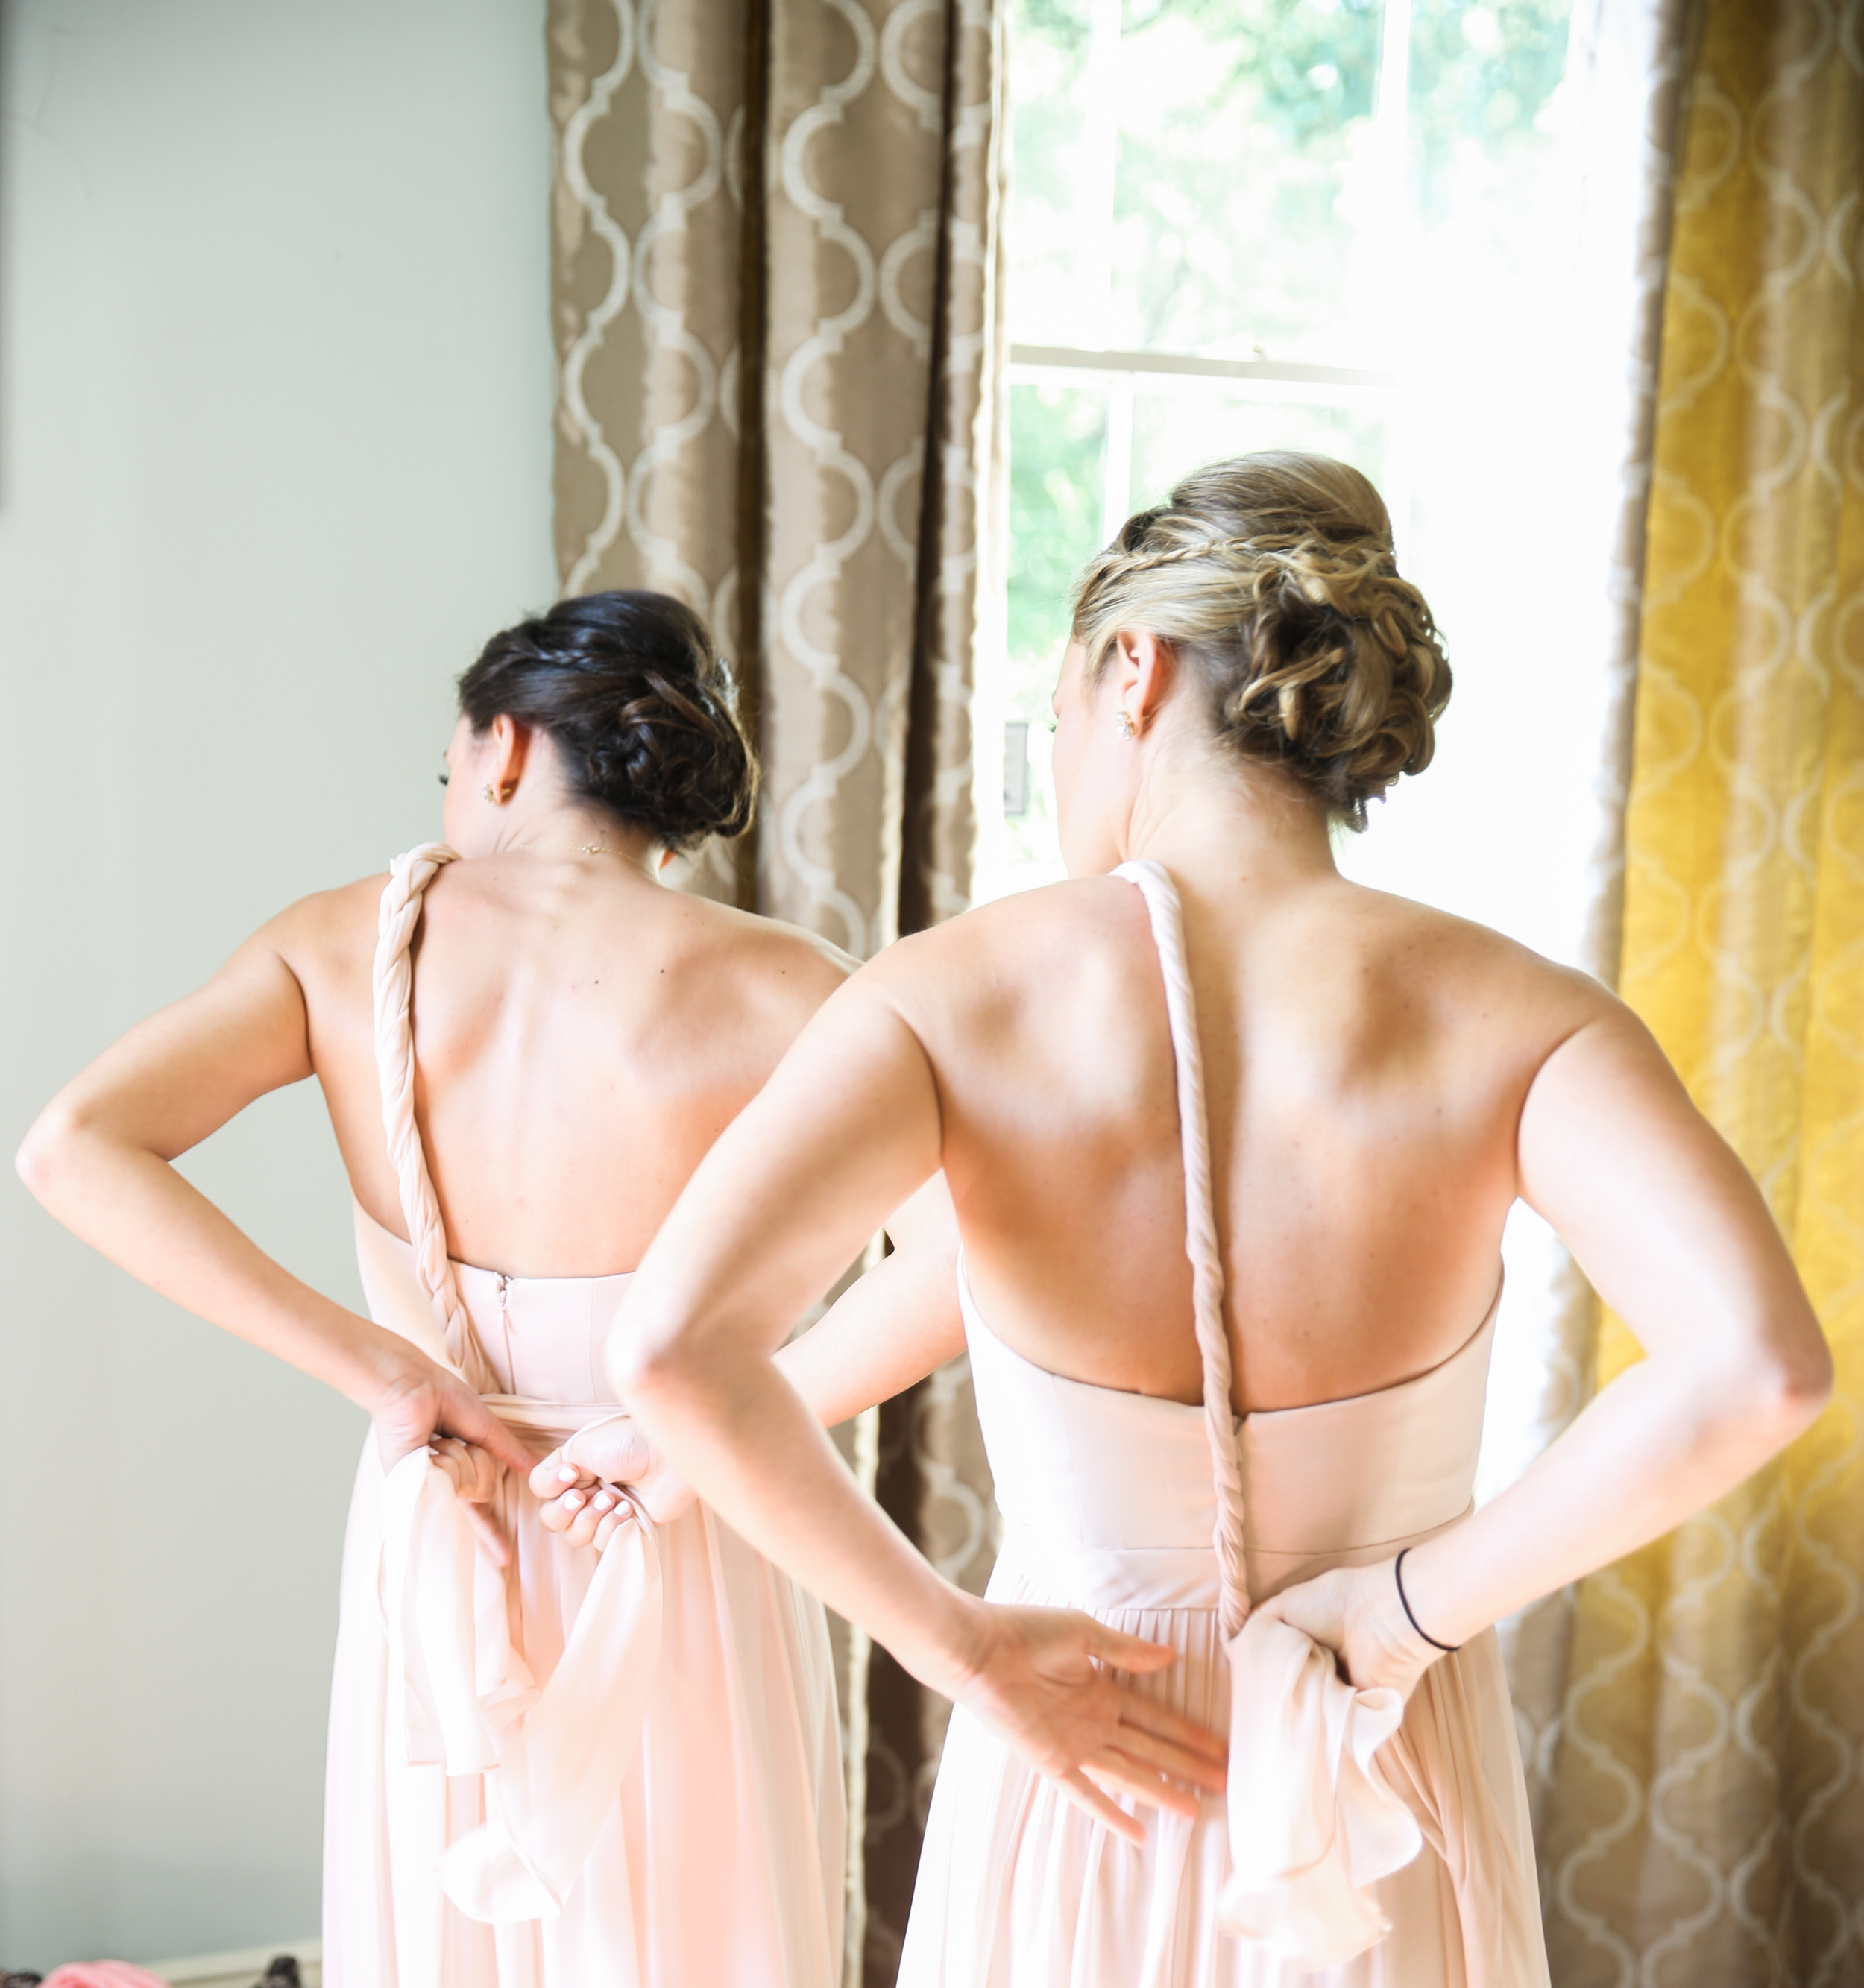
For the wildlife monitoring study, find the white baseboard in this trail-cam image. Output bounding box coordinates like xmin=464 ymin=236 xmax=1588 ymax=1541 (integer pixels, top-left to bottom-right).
xmin=148 ymin=1941 xmax=321 ymax=1988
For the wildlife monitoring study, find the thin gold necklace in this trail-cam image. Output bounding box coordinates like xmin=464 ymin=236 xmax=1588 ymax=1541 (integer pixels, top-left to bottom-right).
xmin=508 ymin=836 xmax=616 ymax=859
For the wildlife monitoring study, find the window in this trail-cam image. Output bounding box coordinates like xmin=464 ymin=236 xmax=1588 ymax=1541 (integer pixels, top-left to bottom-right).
xmin=976 ymin=0 xmax=1584 ymax=930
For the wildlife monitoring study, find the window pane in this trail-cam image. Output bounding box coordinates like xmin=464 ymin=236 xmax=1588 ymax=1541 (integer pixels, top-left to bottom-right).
xmin=1399 ymin=0 xmax=1575 ymax=367
xmin=1008 ymin=379 xmax=1108 ymax=669
xmin=1409 ymin=0 xmax=1572 ymax=247
xmin=1004 ymin=0 xmax=1105 ymax=348
xmin=1008 ymin=0 xmax=1577 ymax=366
xmin=1109 ymin=0 xmax=1385 ymax=364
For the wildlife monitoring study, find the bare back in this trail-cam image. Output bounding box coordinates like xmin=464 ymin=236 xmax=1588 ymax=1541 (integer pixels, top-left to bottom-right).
xmin=277 ymin=853 xmax=850 ymax=1277
xmin=881 ymin=865 xmax=1608 ymax=1413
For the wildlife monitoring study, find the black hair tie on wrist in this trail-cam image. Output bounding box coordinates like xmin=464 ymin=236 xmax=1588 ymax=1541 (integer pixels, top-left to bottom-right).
xmin=1394 ymin=1548 xmax=1461 ymax=1654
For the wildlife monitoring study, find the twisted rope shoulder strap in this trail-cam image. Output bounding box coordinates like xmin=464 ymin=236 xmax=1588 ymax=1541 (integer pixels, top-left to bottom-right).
xmin=373 ymin=842 xmax=491 ymax=1389
xmin=1113 ymin=859 xmax=1251 ymax=1638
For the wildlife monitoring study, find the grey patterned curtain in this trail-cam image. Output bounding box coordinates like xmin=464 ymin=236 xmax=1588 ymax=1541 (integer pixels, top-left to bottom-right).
xmin=545 ymin=4 xmax=1004 ymax=1979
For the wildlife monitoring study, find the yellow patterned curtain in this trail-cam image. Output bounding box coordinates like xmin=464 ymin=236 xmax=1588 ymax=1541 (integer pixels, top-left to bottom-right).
xmin=1539 ymin=0 xmax=1864 ymax=1975
xmin=545 ymin=6 xmax=1004 ymax=1983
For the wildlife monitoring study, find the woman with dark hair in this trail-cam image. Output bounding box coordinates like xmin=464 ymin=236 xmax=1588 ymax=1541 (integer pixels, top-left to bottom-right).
xmin=16 ymin=590 xmax=955 ymax=1987
xmin=600 ymin=455 xmax=1833 ymax=1984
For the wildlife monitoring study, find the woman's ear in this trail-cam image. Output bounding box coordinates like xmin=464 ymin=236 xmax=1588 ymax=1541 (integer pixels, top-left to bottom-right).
xmin=489 ymin=714 xmax=533 ymax=800
xmin=1112 ymin=629 xmax=1174 ymax=736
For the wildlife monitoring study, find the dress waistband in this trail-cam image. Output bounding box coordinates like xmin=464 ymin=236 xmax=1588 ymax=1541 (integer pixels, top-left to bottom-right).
xmin=993 ymin=1536 xmax=1222 ymax=1612
xmin=483 ymin=1396 xmax=622 ymax=1444
xmin=990 ymin=1504 xmax=1476 ymax=1614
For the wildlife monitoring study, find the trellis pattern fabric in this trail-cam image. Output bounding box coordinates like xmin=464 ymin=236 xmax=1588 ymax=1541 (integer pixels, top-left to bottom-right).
xmin=546 ymin=5 xmax=1003 ymax=1981
xmin=1537 ymin=0 xmax=1864 ymax=1975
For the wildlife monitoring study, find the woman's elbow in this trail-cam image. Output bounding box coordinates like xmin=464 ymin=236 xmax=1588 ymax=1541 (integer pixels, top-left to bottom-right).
xmin=1735 ymin=1316 xmax=1834 ymax=1451
xmin=1773 ymin=1331 xmax=1835 ymax=1432
xmin=15 ymin=1100 xmax=86 ymax=1208
xmin=608 ymin=1300 xmax=708 ymax=1414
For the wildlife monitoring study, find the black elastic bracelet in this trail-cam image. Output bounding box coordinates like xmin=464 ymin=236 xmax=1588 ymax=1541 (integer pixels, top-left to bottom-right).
xmin=1394 ymin=1549 xmax=1461 ymax=1654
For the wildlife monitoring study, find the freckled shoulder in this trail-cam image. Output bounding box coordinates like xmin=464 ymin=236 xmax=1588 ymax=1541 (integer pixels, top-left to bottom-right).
xmin=854 ymin=875 xmax=1156 ymax=1027
xmin=645 ymin=895 xmax=857 ymax=1044
xmin=1355 ymin=886 xmax=1619 ymax=1033
xmin=1295 ymin=880 xmax=1628 ymax=1096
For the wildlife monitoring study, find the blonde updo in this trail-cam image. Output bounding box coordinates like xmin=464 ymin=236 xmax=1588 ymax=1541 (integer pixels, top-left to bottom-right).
xmin=1071 ymin=451 xmax=1451 ymax=829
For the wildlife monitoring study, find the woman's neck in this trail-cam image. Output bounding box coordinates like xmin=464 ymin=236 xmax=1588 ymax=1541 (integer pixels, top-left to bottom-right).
xmin=1121 ymin=745 xmax=1338 ymax=903
xmin=486 ymin=797 xmax=662 ymax=879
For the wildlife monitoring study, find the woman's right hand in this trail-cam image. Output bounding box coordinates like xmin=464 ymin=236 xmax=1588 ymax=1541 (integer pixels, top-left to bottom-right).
xmin=368 ymin=1348 xmax=538 ymax=1565
xmin=942 ymin=1601 xmax=1229 ymax=1843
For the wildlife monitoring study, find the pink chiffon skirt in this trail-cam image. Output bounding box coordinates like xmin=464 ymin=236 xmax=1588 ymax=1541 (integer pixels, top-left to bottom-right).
xmin=322 ymin=1206 xmax=844 ymax=1988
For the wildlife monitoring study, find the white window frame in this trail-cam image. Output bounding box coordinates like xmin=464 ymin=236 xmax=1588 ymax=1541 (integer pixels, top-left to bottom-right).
xmin=1006 ymin=347 xmax=1397 ymax=544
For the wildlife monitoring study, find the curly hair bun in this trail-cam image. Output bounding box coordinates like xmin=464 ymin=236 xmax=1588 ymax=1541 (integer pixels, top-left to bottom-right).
xmin=457 ymin=591 xmax=757 ymax=852
xmin=1071 ymin=451 xmax=1451 ymax=828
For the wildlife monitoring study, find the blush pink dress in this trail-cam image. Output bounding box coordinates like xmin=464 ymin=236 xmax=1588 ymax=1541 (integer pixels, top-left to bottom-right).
xmin=321 ymin=845 xmax=844 ymax=1988
xmin=898 ymin=860 xmax=1549 ymax=1987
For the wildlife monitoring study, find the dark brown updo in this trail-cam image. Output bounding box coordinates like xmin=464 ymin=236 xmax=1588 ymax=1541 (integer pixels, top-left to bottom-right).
xmin=1071 ymin=451 xmax=1451 ymax=829
xmin=457 ymin=590 xmax=757 ymax=852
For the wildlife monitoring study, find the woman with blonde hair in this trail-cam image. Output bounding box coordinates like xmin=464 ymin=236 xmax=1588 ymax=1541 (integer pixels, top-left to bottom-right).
xmin=604 ymin=453 xmax=1833 ymax=1983
xmin=16 ymin=589 xmax=969 ymax=1987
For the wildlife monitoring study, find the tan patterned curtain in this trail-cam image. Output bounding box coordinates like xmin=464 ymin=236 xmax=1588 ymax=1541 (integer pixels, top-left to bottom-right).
xmin=1533 ymin=0 xmax=1864 ymax=1975
xmin=546 ymin=4 xmax=1004 ymax=1981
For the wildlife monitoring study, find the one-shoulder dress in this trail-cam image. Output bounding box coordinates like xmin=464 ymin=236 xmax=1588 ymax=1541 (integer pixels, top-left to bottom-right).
xmin=898 ymin=860 xmax=1548 ymax=1987
xmin=321 ymin=845 xmax=845 ymax=1988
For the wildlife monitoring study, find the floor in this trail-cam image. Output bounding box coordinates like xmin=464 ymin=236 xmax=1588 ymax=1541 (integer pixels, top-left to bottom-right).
xmin=149 ymin=1943 xmax=321 ymax=1988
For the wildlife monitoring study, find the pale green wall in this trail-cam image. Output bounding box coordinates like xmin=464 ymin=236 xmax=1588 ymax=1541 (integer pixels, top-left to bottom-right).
xmin=0 ymin=0 xmax=555 ymax=1966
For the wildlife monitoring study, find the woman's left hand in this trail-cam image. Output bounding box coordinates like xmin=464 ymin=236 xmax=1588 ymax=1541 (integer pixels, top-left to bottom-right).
xmin=1251 ymin=1559 xmax=1449 ymax=1700
xmin=529 ymin=1413 xmax=697 ymax=1545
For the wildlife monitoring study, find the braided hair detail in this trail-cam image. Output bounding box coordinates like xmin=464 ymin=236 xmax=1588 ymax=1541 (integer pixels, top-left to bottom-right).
xmin=1071 ymin=453 xmax=1452 ymax=829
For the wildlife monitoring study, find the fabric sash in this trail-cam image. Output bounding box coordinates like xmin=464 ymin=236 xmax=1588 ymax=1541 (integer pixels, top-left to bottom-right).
xmin=377 ymin=1438 xmax=662 ymax=1926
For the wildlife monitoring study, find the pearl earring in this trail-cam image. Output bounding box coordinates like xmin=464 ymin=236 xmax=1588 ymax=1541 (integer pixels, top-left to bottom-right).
xmin=1116 ymin=710 xmax=1137 ymax=740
